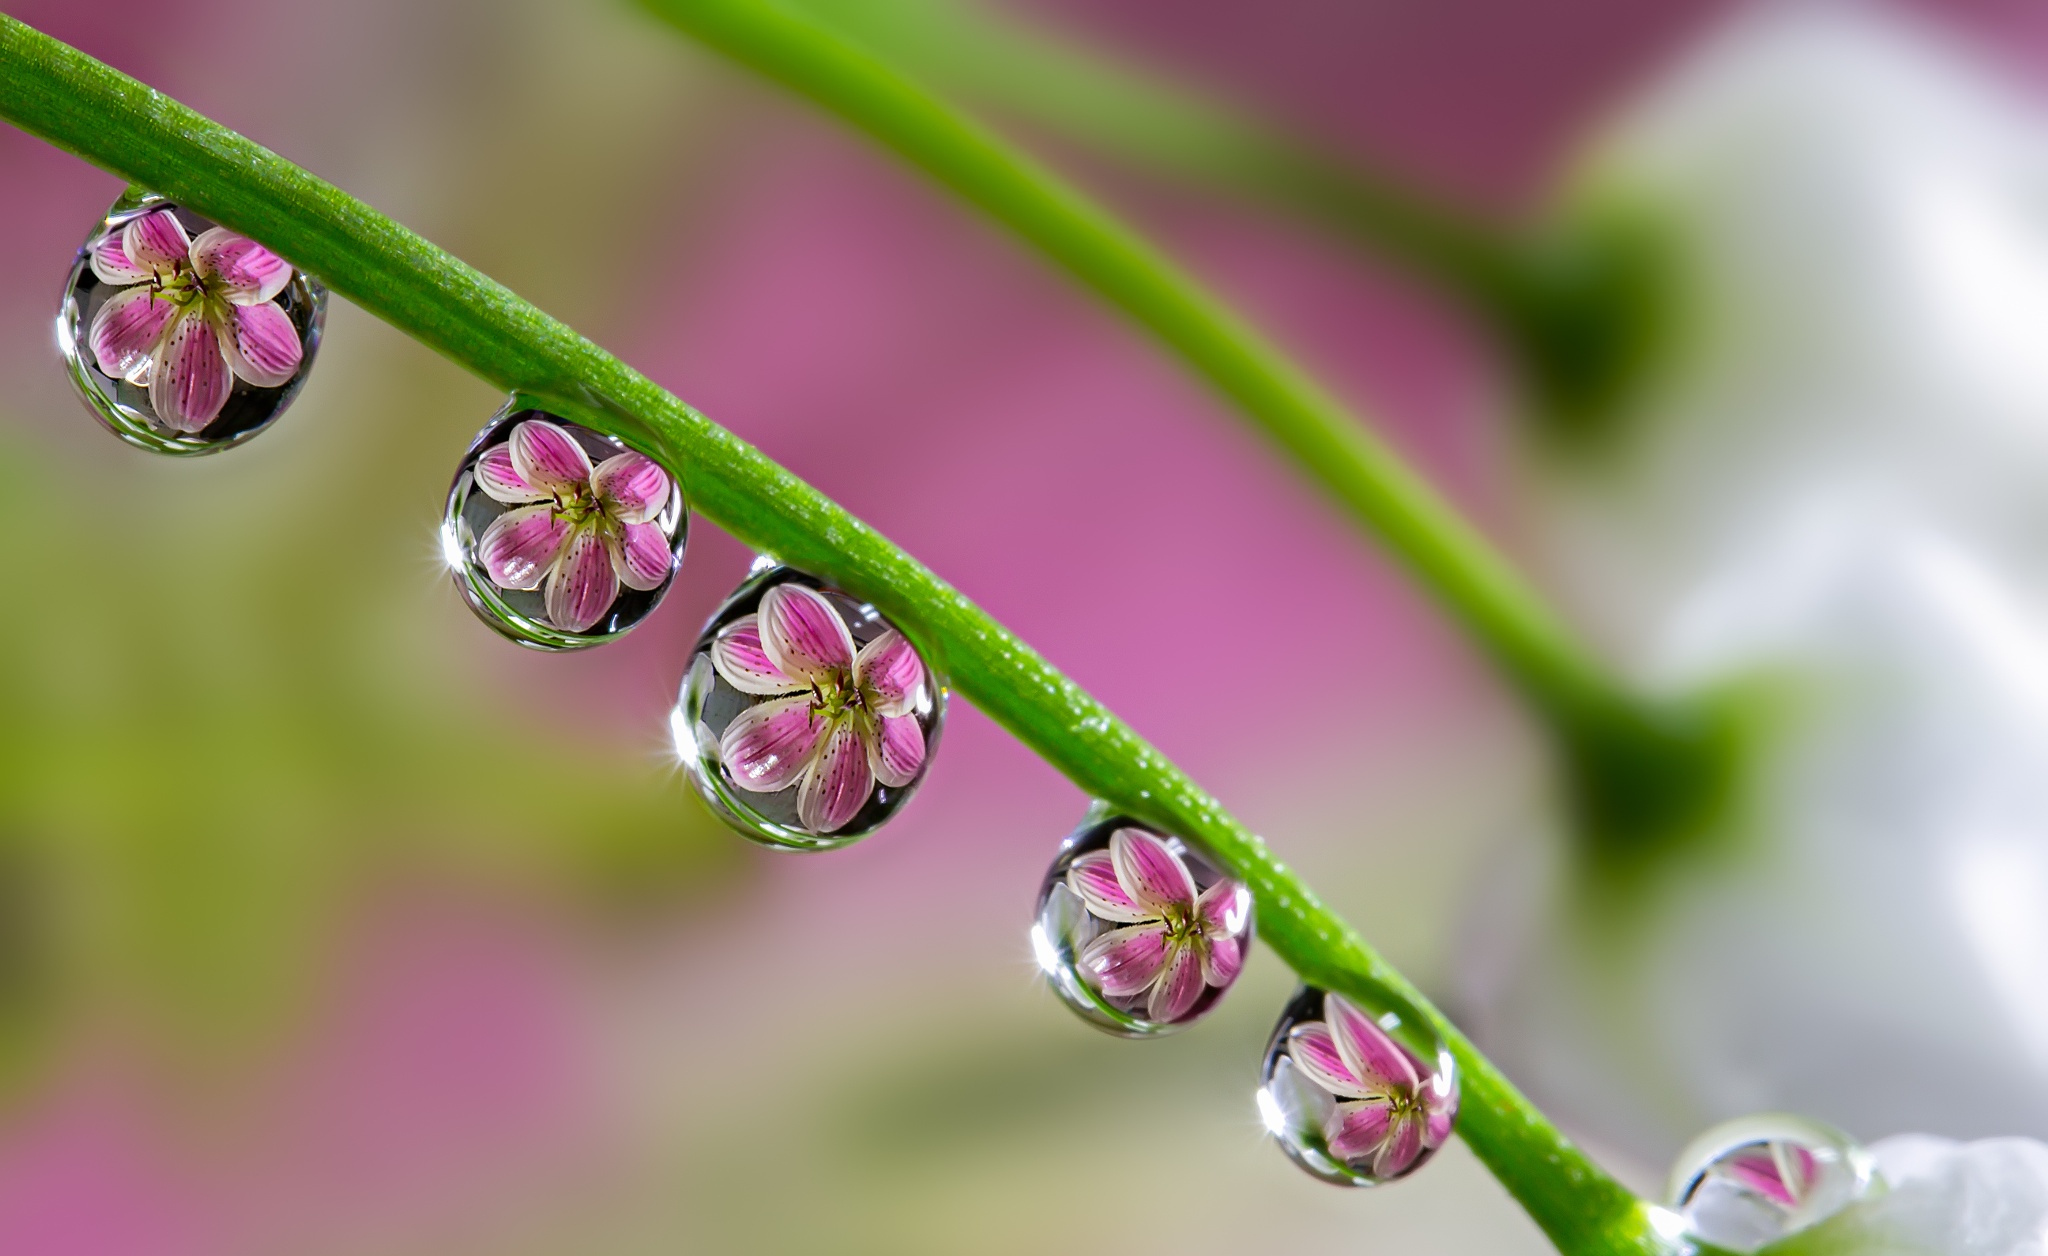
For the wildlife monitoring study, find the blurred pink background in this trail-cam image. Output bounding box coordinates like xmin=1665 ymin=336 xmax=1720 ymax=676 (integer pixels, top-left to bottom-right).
xmin=2 ymin=1 xmax=2045 ymax=1252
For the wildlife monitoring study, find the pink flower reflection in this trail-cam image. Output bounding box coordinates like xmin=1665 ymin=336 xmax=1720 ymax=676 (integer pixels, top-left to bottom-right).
xmin=1720 ymin=1142 xmax=1820 ymax=1208
xmin=1287 ymin=992 xmax=1455 ymax=1179
xmin=475 ymin=419 xmax=675 ymax=632
xmin=87 ymin=208 xmax=303 ymax=432
xmin=709 ymin=583 xmax=928 ymax=833
xmin=1068 ymin=828 xmax=1248 ymax=1023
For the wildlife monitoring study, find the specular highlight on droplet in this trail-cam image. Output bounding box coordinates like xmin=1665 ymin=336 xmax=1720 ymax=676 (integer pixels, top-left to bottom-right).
xmin=58 ymin=187 xmax=325 ymax=455
xmin=1033 ymin=808 xmax=1253 ymax=1035
xmin=443 ymin=401 xmax=688 ymax=649
xmin=676 ymin=564 xmax=945 ymax=850
xmin=1666 ymin=1113 xmax=1882 ymax=1252
xmin=1260 ymin=984 xmax=1459 ymax=1185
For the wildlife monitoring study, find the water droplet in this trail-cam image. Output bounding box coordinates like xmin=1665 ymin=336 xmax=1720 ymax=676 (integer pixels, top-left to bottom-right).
xmin=1665 ymin=1114 xmax=1881 ymax=1252
xmin=675 ymin=564 xmax=945 ymax=850
xmin=58 ymin=187 xmax=326 ymax=455
xmin=443 ymin=402 xmax=688 ymax=650
xmin=1032 ymin=813 xmax=1254 ymax=1036
xmin=1259 ymin=984 xmax=1459 ymax=1185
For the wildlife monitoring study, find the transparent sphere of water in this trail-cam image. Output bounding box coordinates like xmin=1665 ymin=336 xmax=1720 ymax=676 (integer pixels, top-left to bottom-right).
xmin=443 ymin=403 xmax=688 ymax=650
xmin=58 ymin=187 xmax=327 ymax=456
xmin=1665 ymin=1113 xmax=1882 ymax=1252
xmin=1259 ymin=984 xmax=1460 ymax=1186
xmin=1032 ymin=810 xmax=1253 ymax=1036
xmin=674 ymin=562 xmax=945 ymax=850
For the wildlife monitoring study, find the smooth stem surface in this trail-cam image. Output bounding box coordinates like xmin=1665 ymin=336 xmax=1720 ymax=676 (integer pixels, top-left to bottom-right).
xmin=0 ymin=16 xmax=1677 ymax=1255
xmin=782 ymin=0 xmax=1537 ymax=324
xmin=642 ymin=0 xmax=1728 ymax=852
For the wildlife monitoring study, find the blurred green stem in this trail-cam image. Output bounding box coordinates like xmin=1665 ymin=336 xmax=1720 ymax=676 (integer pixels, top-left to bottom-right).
xmin=643 ymin=0 xmax=1734 ymax=863
xmin=785 ymin=0 xmax=1674 ymax=439
xmin=0 ymin=15 xmax=1687 ymax=1255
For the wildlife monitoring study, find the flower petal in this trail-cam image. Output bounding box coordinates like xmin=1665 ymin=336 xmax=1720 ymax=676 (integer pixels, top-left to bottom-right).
xmin=122 ymin=210 xmax=189 ymax=274
xmin=865 ymin=713 xmax=924 ymax=788
xmin=1108 ymin=828 xmax=1197 ymax=915
xmin=1196 ymin=877 xmax=1250 ymax=937
xmin=475 ymin=444 xmax=544 ymax=504
xmin=1424 ymin=1095 xmax=1456 ymax=1149
xmin=1327 ymin=993 xmax=1420 ymax=1097
xmin=1723 ymin=1148 xmax=1799 ymax=1207
xmin=1146 ymin=944 xmax=1206 ymax=1023
xmin=1066 ymin=851 xmax=1152 ymax=924
xmin=1202 ymin=934 xmax=1243 ymax=988
xmin=543 ymin=524 xmax=620 ymax=633
xmin=1288 ymin=1025 xmax=1367 ymax=1099
xmin=719 ymin=695 xmax=826 ymax=793
xmin=219 ymin=301 xmax=302 ymax=388
xmin=590 ymin=451 xmax=670 ymax=526
xmin=1077 ymin=922 xmax=1171 ymax=998
xmin=1326 ymin=1099 xmax=1394 ymax=1162
xmin=90 ymin=232 xmax=151 ymax=285
xmin=796 ymin=718 xmax=875 ymax=833
xmin=147 ymin=311 xmax=232 ymax=433
xmin=610 ymin=521 xmax=673 ymax=592
xmin=190 ymin=226 xmax=293 ymax=304
xmin=757 ymin=584 xmax=855 ymax=683
xmin=1372 ymin=1115 xmax=1425 ymax=1180
xmin=476 ymin=504 xmax=572 ymax=591
xmin=88 ymin=285 xmax=177 ymax=381
xmin=509 ymin=418 xmax=593 ymax=494
xmin=709 ymin=619 xmax=801 ymax=695
xmin=852 ymin=630 xmax=926 ymax=718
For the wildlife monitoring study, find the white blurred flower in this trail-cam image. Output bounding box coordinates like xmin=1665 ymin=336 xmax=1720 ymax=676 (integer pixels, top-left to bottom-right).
xmin=1467 ymin=3 xmax=2048 ymax=1163
xmin=1770 ymin=1134 xmax=2048 ymax=1256
xmin=1532 ymin=2 xmax=2048 ymax=651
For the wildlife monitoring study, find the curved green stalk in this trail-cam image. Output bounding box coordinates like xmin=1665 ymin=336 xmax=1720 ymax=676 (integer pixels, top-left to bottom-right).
xmin=643 ymin=0 xmax=1736 ymax=858
xmin=779 ymin=0 xmax=1675 ymax=440
xmin=0 ymin=16 xmax=1682 ymax=1255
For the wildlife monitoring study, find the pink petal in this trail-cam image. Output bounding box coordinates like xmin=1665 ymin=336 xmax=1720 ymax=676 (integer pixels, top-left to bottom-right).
xmin=1326 ymin=1099 xmax=1394 ymax=1162
xmin=709 ymin=620 xmax=801 ymax=695
xmin=189 ymin=226 xmax=293 ymax=304
xmin=611 ymin=521 xmax=672 ymax=592
xmin=852 ymin=630 xmax=926 ymax=718
xmin=475 ymin=444 xmax=544 ymax=504
xmin=1724 ymin=1149 xmax=1798 ymax=1207
xmin=1201 ymin=934 xmax=1243 ymax=988
xmin=509 ymin=418 xmax=593 ymax=494
xmin=147 ymin=311 xmax=232 ymax=433
xmin=1327 ymin=994 xmax=1420 ymax=1097
xmin=476 ymin=504 xmax=572 ymax=591
xmin=1288 ymin=1025 xmax=1367 ymax=1099
xmin=219 ymin=301 xmax=301 ymax=388
xmin=1783 ymin=1144 xmax=1818 ymax=1200
xmin=1372 ymin=1116 xmax=1425 ymax=1179
xmin=90 ymin=232 xmax=151 ymax=285
xmin=590 ymin=451 xmax=671 ymax=526
xmin=1425 ymin=1096 xmax=1456 ymax=1149
xmin=1196 ymin=878 xmax=1250 ymax=937
xmin=719 ymin=695 xmax=826 ymax=793
xmin=865 ymin=712 xmax=924 ymax=789
xmin=1146 ymin=944 xmax=1205 ymax=1023
xmin=543 ymin=525 xmax=620 ymax=632
xmin=758 ymin=584 xmax=855 ymax=683
xmin=88 ymin=285 xmax=177 ymax=381
xmin=1066 ymin=851 xmax=1151 ymax=924
xmin=796 ymin=718 xmax=875 ymax=833
xmin=122 ymin=210 xmax=189 ymax=273
xmin=1108 ymin=829 xmax=1197 ymax=916
xmin=1077 ymin=922 xmax=1170 ymax=998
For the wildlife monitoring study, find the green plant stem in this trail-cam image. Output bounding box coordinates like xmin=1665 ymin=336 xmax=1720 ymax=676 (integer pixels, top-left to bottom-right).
xmin=644 ymin=0 xmax=1732 ymax=860
xmin=0 ymin=16 xmax=1681 ymax=1255
xmin=781 ymin=0 xmax=1674 ymax=439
